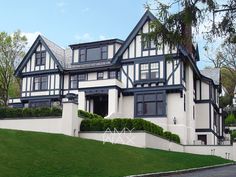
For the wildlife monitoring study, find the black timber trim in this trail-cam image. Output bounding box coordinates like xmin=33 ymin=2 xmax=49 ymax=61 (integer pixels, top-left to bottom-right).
xmin=195 ymin=128 xmax=219 ymax=138
xmin=69 ymin=39 xmax=123 ymax=49
xmin=15 ymin=35 xmax=63 ymax=76
xmin=20 ymin=95 xmax=61 ymax=101
xmin=112 ymin=10 xmax=157 ymax=64
xmin=21 ymin=69 xmax=59 ymax=76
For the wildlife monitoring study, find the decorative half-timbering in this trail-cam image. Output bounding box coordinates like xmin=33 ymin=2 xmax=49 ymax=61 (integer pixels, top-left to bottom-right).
xmin=12 ymin=10 xmax=223 ymax=145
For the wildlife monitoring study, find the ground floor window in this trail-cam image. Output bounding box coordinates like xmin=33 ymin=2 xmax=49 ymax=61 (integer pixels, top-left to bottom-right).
xmin=29 ymin=100 xmax=50 ymax=108
xmin=135 ymin=92 xmax=166 ymax=117
xmin=198 ymin=135 xmax=207 ymax=145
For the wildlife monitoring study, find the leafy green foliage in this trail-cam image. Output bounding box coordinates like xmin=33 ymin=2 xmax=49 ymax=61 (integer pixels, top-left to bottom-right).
xmin=80 ymin=118 xmax=180 ymax=144
xmin=0 ymin=107 xmax=62 ymax=119
xmin=0 ymin=129 xmax=231 ymax=177
xmin=78 ymin=109 xmax=103 ymax=119
xmin=0 ymin=30 xmax=27 ymax=106
xmin=225 ymin=114 xmax=236 ymax=126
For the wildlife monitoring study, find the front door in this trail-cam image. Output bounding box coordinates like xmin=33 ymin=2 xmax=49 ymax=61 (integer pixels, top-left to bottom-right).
xmin=93 ymin=95 xmax=108 ymax=117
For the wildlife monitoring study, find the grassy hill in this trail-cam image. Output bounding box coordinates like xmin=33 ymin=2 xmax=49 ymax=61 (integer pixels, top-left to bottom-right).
xmin=0 ymin=129 xmax=231 ymax=177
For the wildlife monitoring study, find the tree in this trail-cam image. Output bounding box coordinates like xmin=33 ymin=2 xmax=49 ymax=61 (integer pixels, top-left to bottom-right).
xmin=221 ymin=67 xmax=236 ymax=96
xmin=0 ymin=31 xmax=27 ymax=106
xmin=144 ymin=0 xmax=235 ymax=52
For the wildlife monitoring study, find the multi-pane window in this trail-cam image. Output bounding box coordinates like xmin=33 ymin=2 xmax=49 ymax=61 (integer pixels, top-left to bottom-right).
xmin=140 ymin=64 xmax=149 ymax=80
xmin=70 ymin=75 xmax=78 ymax=89
xmin=143 ymin=40 xmax=156 ymax=50
xmin=108 ymin=71 xmax=121 ymax=80
xmin=140 ymin=62 xmax=159 ymax=80
xmin=35 ymin=51 xmax=46 ymax=66
xmin=136 ymin=93 xmax=165 ymax=117
xmin=101 ymin=46 xmax=108 ymax=59
xmin=79 ymin=46 xmax=108 ymax=62
xmin=97 ymin=72 xmax=104 ymax=80
xmin=150 ymin=63 xmax=159 ymax=79
xmin=79 ymin=49 xmax=86 ymax=62
xmin=29 ymin=101 xmax=50 ymax=108
xmin=78 ymin=74 xmax=87 ymax=81
xmin=70 ymin=74 xmax=87 ymax=89
xmin=34 ymin=76 xmax=48 ymax=91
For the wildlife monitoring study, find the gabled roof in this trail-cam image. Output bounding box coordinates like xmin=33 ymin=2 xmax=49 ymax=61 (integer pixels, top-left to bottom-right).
xmin=200 ymin=68 xmax=221 ymax=85
xmin=15 ymin=35 xmax=64 ymax=76
xmin=112 ymin=10 xmax=157 ymax=63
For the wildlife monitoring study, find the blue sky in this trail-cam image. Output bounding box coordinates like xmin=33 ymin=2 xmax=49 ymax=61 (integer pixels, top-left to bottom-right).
xmin=0 ymin=0 xmax=219 ymax=69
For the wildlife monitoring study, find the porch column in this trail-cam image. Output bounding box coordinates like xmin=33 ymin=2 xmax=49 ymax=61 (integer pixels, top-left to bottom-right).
xmin=108 ymin=88 xmax=118 ymax=117
xmin=78 ymin=91 xmax=86 ymax=111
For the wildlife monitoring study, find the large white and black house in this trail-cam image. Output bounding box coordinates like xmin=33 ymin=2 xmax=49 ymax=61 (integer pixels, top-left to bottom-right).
xmin=10 ymin=11 xmax=223 ymax=145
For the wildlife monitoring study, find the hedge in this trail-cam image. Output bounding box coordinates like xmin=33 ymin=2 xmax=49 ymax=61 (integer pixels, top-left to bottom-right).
xmin=225 ymin=114 xmax=236 ymax=126
xmin=78 ymin=109 xmax=103 ymax=119
xmin=80 ymin=118 xmax=181 ymax=144
xmin=0 ymin=107 xmax=62 ymax=119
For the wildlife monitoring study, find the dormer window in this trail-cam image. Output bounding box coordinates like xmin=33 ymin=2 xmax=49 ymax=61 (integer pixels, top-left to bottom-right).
xmin=79 ymin=46 xmax=108 ymax=62
xmin=35 ymin=51 xmax=46 ymax=66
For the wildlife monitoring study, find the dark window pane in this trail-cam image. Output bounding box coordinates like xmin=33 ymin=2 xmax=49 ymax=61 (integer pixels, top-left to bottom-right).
xmin=87 ymin=47 xmax=100 ymax=61
xmin=109 ymin=71 xmax=116 ymax=79
xmin=78 ymin=74 xmax=86 ymax=81
xmin=137 ymin=103 xmax=143 ymax=115
xmin=137 ymin=95 xmax=143 ymax=102
xmin=101 ymin=46 xmax=108 ymax=59
xmin=80 ymin=49 xmax=86 ymax=62
xmin=144 ymin=94 xmax=156 ymax=101
xmin=157 ymin=102 xmax=164 ymax=116
xmin=157 ymin=94 xmax=163 ymax=101
xmin=143 ymin=102 xmax=156 ymax=115
xmin=97 ymin=72 xmax=103 ymax=80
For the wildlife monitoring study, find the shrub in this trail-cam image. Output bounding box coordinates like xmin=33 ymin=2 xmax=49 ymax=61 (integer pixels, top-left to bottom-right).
xmin=78 ymin=110 xmax=103 ymax=119
xmin=163 ymin=131 xmax=172 ymax=140
xmin=51 ymin=107 xmax=62 ymax=116
xmin=0 ymin=107 xmax=62 ymax=118
xmin=225 ymin=114 xmax=236 ymax=126
xmin=80 ymin=118 xmax=180 ymax=144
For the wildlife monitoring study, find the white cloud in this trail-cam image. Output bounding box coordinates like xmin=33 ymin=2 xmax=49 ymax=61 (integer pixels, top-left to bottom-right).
xmin=56 ymin=1 xmax=65 ymax=7
xmin=74 ymin=33 xmax=93 ymax=42
xmin=21 ymin=31 xmax=41 ymax=50
xmin=99 ymin=35 xmax=107 ymax=40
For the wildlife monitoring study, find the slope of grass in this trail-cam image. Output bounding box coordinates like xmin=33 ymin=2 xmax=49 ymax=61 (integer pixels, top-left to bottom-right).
xmin=0 ymin=129 xmax=231 ymax=177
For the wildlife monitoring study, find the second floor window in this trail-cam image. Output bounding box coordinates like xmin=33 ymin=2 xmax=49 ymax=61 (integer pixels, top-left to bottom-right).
xmin=70 ymin=75 xmax=78 ymax=89
xmin=35 ymin=51 xmax=46 ymax=66
xmin=79 ymin=46 xmax=108 ymax=62
xmin=143 ymin=40 xmax=156 ymax=50
xmin=34 ymin=76 xmax=48 ymax=91
xmin=97 ymin=72 xmax=104 ymax=80
xmin=140 ymin=62 xmax=159 ymax=80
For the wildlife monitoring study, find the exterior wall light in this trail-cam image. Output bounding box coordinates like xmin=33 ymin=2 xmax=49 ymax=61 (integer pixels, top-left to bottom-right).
xmin=173 ymin=117 xmax=177 ymax=125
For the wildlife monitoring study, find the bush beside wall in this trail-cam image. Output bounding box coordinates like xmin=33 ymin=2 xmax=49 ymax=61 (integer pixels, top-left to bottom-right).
xmin=225 ymin=114 xmax=236 ymax=126
xmin=78 ymin=110 xmax=103 ymax=119
xmin=0 ymin=107 xmax=62 ymax=119
xmin=80 ymin=118 xmax=181 ymax=144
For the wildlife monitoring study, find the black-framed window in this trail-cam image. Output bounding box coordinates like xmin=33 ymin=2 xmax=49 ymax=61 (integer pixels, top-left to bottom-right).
xmin=78 ymin=74 xmax=87 ymax=81
xmin=34 ymin=76 xmax=48 ymax=91
xmin=97 ymin=72 xmax=104 ymax=80
xmin=70 ymin=75 xmax=78 ymax=89
xmin=140 ymin=62 xmax=159 ymax=80
xmin=29 ymin=100 xmax=50 ymax=108
xmin=150 ymin=62 xmax=159 ymax=79
xmin=79 ymin=49 xmax=86 ymax=62
xmin=109 ymin=71 xmax=121 ymax=80
xmin=79 ymin=46 xmax=108 ymax=62
xmin=135 ymin=92 xmax=166 ymax=117
xmin=140 ymin=64 xmax=149 ymax=80
xmin=35 ymin=51 xmax=46 ymax=66
xmin=101 ymin=46 xmax=108 ymax=59
xmin=143 ymin=40 xmax=156 ymax=50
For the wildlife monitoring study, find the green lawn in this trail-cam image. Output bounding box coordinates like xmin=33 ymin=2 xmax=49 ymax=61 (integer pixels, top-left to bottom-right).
xmin=0 ymin=129 xmax=231 ymax=177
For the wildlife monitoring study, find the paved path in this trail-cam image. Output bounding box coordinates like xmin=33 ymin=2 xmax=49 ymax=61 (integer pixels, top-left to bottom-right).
xmin=167 ymin=165 xmax=236 ymax=177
